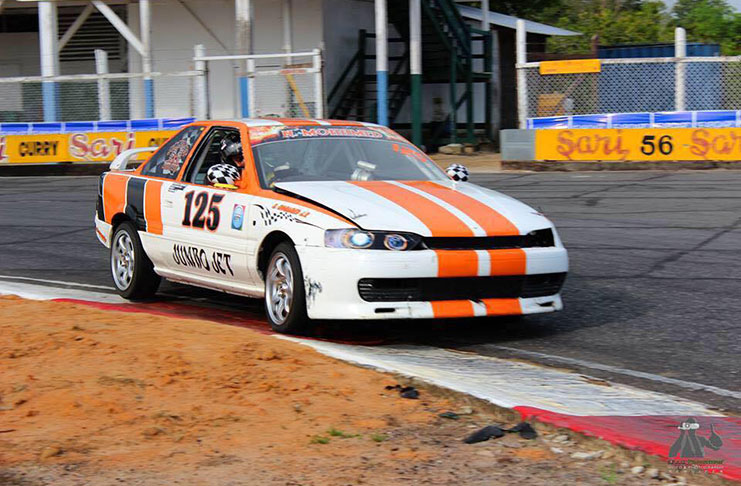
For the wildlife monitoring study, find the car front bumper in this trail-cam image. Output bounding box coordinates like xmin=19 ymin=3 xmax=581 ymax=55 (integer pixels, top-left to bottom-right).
xmin=297 ymin=246 xmax=568 ymax=320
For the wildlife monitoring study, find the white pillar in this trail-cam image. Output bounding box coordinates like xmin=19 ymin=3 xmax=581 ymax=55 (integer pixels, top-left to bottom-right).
xmin=139 ymin=0 xmax=154 ymax=117
xmin=675 ymin=27 xmax=686 ymax=112
xmin=375 ymin=0 xmax=388 ymax=125
xmin=516 ymin=19 xmax=528 ymax=129
xmin=39 ymin=1 xmax=60 ymax=122
xmin=481 ymin=0 xmax=489 ymax=30
xmin=235 ymin=0 xmax=252 ymax=117
xmin=194 ymin=44 xmax=209 ymax=119
xmin=95 ymin=49 xmax=111 ymax=120
xmin=282 ymin=0 xmax=293 ymax=61
xmin=313 ymin=49 xmax=324 ymax=118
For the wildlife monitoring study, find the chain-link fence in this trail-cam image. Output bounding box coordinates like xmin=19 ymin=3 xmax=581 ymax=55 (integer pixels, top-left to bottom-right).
xmin=0 ymin=71 xmax=203 ymax=123
xmin=519 ymin=56 xmax=741 ymax=122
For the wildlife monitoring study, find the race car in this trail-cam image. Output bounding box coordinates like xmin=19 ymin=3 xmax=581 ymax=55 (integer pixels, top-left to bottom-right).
xmin=95 ymin=119 xmax=568 ymax=334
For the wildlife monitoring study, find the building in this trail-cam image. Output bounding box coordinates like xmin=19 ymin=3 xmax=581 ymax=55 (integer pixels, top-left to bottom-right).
xmin=0 ymin=0 xmax=577 ymax=148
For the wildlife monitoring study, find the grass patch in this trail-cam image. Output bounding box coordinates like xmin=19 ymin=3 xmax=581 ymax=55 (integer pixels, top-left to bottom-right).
xmin=327 ymin=427 xmax=359 ymax=439
xmin=310 ymin=435 xmax=330 ymax=444
xmin=370 ymin=433 xmax=388 ymax=443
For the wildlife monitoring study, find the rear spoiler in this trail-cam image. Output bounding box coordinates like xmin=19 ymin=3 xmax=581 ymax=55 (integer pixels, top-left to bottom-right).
xmin=109 ymin=147 xmax=158 ymax=171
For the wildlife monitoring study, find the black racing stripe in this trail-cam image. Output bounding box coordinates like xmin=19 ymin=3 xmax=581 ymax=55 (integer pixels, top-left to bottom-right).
xmin=126 ymin=177 xmax=147 ymax=231
xmin=96 ymin=173 xmax=106 ymax=221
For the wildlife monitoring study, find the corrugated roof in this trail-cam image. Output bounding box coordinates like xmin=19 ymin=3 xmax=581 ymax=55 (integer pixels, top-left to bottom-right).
xmin=457 ymin=5 xmax=581 ymax=37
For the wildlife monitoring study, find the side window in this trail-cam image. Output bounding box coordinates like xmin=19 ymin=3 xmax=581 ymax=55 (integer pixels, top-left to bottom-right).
xmin=141 ymin=126 xmax=204 ymax=179
xmin=184 ymin=128 xmax=242 ymax=185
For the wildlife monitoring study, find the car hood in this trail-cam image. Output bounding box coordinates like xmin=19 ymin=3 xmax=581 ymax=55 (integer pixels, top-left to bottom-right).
xmin=274 ymin=180 xmax=551 ymax=237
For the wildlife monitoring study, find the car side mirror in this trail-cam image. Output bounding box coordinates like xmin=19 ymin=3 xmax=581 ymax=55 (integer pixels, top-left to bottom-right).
xmin=445 ymin=164 xmax=469 ymax=182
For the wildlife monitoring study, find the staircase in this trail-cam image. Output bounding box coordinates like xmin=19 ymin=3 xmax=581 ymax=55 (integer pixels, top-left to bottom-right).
xmin=327 ymin=0 xmax=492 ymax=145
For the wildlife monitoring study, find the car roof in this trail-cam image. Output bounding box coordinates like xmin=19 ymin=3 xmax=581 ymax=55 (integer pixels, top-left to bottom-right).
xmin=202 ymin=118 xmax=385 ymax=129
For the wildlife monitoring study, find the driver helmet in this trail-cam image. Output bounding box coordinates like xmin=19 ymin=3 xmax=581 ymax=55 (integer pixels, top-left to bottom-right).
xmin=220 ymin=137 xmax=243 ymax=166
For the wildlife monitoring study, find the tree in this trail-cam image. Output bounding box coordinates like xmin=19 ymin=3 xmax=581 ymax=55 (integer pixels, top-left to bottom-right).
xmin=527 ymin=0 xmax=673 ymax=53
xmin=672 ymin=0 xmax=741 ymax=54
xmin=515 ymin=0 xmax=740 ymax=54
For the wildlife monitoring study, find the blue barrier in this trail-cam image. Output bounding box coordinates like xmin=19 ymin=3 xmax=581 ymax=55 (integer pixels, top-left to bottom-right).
xmin=0 ymin=117 xmax=196 ymax=135
xmin=528 ymin=111 xmax=741 ymax=129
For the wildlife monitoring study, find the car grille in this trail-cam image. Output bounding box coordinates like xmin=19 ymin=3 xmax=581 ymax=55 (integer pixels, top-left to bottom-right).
xmin=422 ymin=229 xmax=554 ymax=250
xmin=358 ymin=273 xmax=567 ymax=303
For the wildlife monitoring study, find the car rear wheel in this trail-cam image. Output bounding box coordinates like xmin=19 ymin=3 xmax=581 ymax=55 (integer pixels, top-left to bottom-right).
xmin=264 ymin=242 xmax=309 ymax=334
xmin=110 ymin=221 xmax=161 ymax=300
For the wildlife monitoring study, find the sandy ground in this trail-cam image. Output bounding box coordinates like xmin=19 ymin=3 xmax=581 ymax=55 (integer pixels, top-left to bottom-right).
xmin=0 ymin=296 xmax=720 ymax=486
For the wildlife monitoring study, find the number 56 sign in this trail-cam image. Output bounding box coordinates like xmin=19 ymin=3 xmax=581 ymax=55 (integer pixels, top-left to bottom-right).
xmin=536 ymin=128 xmax=741 ymax=161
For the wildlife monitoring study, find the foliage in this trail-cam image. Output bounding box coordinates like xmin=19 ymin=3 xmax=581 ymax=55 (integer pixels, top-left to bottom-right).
xmin=508 ymin=0 xmax=740 ymax=55
xmin=672 ymin=0 xmax=741 ymax=54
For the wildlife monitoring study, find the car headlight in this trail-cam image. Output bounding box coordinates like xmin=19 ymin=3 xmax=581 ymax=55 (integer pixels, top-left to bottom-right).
xmin=324 ymin=229 xmax=421 ymax=250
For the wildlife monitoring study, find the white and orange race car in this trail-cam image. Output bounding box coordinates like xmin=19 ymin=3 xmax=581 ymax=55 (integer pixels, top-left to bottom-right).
xmin=95 ymin=119 xmax=568 ymax=333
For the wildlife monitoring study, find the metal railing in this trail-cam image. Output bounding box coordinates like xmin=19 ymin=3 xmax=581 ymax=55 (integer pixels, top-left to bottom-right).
xmin=0 ymin=70 xmax=202 ymax=123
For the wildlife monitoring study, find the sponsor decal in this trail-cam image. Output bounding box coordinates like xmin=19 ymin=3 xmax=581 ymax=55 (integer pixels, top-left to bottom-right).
xmin=667 ymin=417 xmax=724 ymax=475
xmin=231 ymin=204 xmax=245 ymax=230
xmin=272 ymin=202 xmax=310 ymax=218
xmin=70 ymin=132 xmax=135 ymax=161
xmin=536 ymin=128 xmax=741 ymax=161
xmin=0 ymin=136 xmax=7 ymax=163
xmin=172 ymin=244 xmax=234 ymax=276
xmin=280 ymin=127 xmax=384 ymax=140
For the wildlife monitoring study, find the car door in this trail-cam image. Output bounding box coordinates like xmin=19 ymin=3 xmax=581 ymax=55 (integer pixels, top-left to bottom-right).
xmin=157 ymin=126 xmax=260 ymax=296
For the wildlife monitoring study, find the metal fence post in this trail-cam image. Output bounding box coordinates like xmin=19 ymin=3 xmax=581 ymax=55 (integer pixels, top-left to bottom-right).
xmin=94 ymin=49 xmax=111 ymax=120
xmin=193 ymin=44 xmax=209 ymax=119
xmin=675 ymin=27 xmax=687 ymax=112
xmin=516 ymin=19 xmax=528 ymax=129
xmin=312 ymin=49 xmax=324 ymax=118
xmin=247 ymin=58 xmax=256 ymax=117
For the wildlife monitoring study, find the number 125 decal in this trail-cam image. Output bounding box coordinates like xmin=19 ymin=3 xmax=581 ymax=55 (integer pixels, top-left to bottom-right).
xmin=182 ymin=191 xmax=224 ymax=231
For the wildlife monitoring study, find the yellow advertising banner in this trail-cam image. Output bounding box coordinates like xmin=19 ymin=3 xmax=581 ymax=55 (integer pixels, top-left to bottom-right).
xmin=0 ymin=130 xmax=177 ymax=164
xmin=539 ymin=59 xmax=601 ymax=75
xmin=1 ymin=134 xmax=69 ymax=164
xmin=536 ymin=128 xmax=741 ymax=161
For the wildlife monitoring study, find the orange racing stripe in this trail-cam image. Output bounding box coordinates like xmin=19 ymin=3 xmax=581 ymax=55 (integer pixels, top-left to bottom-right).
xmin=430 ymin=300 xmax=475 ymax=319
xmin=481 ymin=298 xmax=522 ymax=316
xmin=103 ymin=173 xmax=129 ymax=224
xmin=403 ymin=181 xmax=520 ymax=236
xmin=435 ymin=250 xmax=478 ymax=277
xmin=487 ymin=249 xmax=527 ymax=276
xmin=350 ymin=181 xmax=473 ymax=237
xmin=144 ymin=180 xmax=163 ymax=235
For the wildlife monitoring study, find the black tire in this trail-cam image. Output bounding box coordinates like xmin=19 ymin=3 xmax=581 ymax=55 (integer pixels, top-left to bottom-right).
xmin=264 ymin=242 xmax=309 ymax=334
xmin=110 ymin=221 xmax=161 ymax=300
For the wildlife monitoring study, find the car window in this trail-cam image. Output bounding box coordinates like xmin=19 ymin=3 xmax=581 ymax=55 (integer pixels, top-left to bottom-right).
xmin=184 ymin=127 xmax=241 ymax=185
xmin=141 ymin=126 xmax=204 ymax=179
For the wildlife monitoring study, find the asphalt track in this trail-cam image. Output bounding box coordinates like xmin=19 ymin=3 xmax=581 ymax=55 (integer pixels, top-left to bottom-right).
xmin=1 ymin=172 xmax=739 ymax=413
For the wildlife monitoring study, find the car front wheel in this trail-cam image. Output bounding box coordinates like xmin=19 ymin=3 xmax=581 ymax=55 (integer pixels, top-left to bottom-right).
xmin=110 ymin=221 xmax=161 ymax=300
xmin=264 ymin=242 xmax=309 ymax=334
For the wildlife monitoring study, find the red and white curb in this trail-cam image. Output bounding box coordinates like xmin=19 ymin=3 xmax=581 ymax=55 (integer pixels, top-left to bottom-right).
xmin=2 ymin=279 xmax=739 ymax=481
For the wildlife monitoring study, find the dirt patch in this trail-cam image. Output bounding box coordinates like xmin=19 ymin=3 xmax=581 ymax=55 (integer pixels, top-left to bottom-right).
xmin=0 ymin=296 xmax=720 ymax=485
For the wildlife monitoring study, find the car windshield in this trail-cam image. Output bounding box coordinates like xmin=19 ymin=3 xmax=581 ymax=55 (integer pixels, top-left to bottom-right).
xmin=250 ymin=126 xmax=446 ymax=187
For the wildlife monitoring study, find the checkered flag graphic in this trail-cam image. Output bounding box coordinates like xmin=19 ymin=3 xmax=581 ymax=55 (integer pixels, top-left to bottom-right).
xmin=445 ymin=164 xmax=469 ymax=182
xmin=207 ymin=164 xmax=241 ymax=185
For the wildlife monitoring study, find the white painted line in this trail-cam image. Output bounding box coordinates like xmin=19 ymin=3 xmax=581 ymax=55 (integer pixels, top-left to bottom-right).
xmin=0 ymin=275 xmax=112 ymax=291
xmin=487 ymin=345 xmax=741 ymax=401
xmin=279 ymin=338 xmax=721 ymax=417
xmin=0 ymin=280 xmax=125 ymax=303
